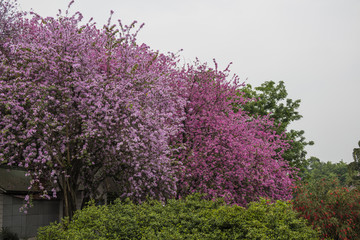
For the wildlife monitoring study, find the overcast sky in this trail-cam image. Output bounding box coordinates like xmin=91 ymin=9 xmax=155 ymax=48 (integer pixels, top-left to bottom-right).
xmin=17 ymin=0 xmax=360 ymax=164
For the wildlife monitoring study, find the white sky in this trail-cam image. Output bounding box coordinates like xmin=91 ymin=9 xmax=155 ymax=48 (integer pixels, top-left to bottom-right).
xmin=17 ymin=0 xmax=360 ymax=163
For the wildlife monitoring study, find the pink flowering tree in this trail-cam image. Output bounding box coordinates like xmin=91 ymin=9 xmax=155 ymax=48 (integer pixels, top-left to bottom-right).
xmin=173 ymin=62 xmax=297 ymax=206
xmin=1 ymin=0 xmax=298 ymax=218
xmin=0 ymin=4 xmax=186 ymax=218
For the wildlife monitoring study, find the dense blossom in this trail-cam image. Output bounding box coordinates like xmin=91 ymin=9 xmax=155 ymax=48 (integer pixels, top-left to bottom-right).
xmin=1 ymin=1 xmax=298 ymax=217
xmin=173 ymin=62 xmax=297 ymax=206
xmin=0 ymin=4 xmax=186 ymax=217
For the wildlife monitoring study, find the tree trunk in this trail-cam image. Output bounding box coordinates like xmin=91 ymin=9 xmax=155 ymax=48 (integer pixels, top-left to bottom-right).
xmin=62 ymin=176 xmax=77 ymax=219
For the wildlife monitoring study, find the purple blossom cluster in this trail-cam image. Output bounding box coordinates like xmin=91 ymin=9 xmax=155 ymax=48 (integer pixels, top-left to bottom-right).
xmin=173 ymin=62 xmax=297 ymax=206
xmin=0 ymin=1 xmax=297 ymax=216
xmin=0 ymin=0 xmax=22 ymax=40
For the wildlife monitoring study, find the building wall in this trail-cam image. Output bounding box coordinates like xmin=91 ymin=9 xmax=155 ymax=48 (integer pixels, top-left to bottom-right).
xmin=0 ymin=193 xmax=3 ymax=229
xmin=2 ymin=195 xmax=60 ymax=239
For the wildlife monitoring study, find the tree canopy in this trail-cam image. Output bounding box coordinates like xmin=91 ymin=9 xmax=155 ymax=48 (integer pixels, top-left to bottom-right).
xmin=0 ymin=6 xmax=187 ymax=217
xmin=173 ymin=64 xmax=296 ymax=206
xmin=303 ymin=157 xmax=350 ymax=186
xmin=348 ymin=141 xmax=360 ymax=188
xmin=0 ymin=1 xmax=298 ymax=217
xmin=234 ymin=81 xmax=314 ymax=173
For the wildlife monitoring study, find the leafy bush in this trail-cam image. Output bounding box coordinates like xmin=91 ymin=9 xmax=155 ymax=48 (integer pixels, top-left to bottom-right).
xmin=38 ymin=194 xmax=319 ymax=240
xmin=0 ymin=227 xmax=19 ymax=240
xmin=293 ymin=178 xmax=360 ymax=239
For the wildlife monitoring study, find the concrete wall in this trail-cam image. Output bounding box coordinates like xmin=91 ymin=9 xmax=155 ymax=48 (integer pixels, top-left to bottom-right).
xmin=2 ymin=195 xmax=60 ymax=239
xmin=0 ymin=193 xmax=3 ymax=229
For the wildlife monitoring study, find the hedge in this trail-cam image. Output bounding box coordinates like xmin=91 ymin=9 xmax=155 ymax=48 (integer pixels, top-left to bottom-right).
xmin=38 ymin=194 xmax=319 ymax=239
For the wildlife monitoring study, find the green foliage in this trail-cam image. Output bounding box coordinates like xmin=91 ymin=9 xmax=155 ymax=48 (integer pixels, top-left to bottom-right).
xmin=234 ymin=81 xmax=314 ymax=172
xmin=303 ymin=157 xmax=350 ymax=186
xmin=293 ymin=178 xmax=360 ymax=240
xmin=348 ymin=141 xmax=360 ymax=189
xmin=38 ymin=194 xmax=319 ymax=240
xmin=238 ymin=81 xmax=301 ymax=131
xmin=240 ymin=199 xmax=319 ymax=240
xmin=0 ymin=227 xmax=19 ymax=240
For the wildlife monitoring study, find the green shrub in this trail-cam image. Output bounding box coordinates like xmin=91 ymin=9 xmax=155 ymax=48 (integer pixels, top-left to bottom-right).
xmin=38 ymin=194 xmax=319 ymax=240
xmin=0 ymin=227 xmax=19 ymax=240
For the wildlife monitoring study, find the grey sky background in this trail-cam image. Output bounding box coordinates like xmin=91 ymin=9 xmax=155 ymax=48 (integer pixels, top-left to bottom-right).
xmin=17 ymin=0 xmax=360 ymax=164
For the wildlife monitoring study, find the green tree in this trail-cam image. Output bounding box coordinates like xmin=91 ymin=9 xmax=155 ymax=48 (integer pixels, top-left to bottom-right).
xmin=348 ymin=141 xmax=360 ymax=188
xmin=304 ymin=157 xmax=350 ymax=186
xmin=234 ymin=81 xmax=314 ymax=173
